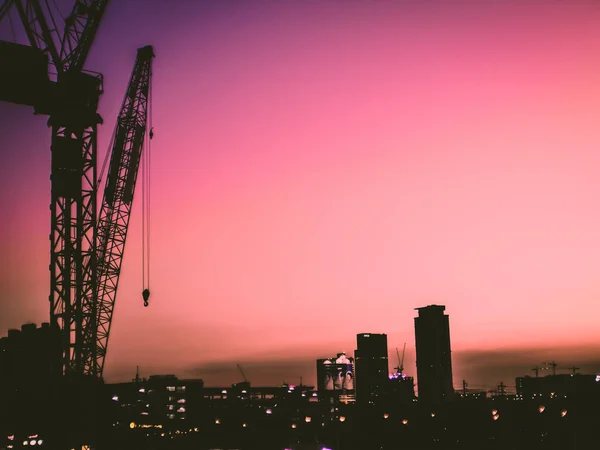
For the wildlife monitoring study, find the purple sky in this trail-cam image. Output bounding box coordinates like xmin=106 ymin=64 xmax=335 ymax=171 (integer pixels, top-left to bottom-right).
xmin=2 ymin=0 xmax=600 ymax=389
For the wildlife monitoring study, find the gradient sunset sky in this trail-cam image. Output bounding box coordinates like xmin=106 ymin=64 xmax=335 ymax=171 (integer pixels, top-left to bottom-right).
xmin=2 ymin=0 xmax=600 ymax=390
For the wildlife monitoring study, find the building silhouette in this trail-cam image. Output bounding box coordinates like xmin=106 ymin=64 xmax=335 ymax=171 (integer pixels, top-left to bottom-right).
xmin=0 ymin=323 xmax=61 ymax=441
xmin=516 ymin=373 xmax=600 ymax=400
xmin=354 ymin=333 xmax=388 ymax=404
xmin=108 ymin=374 xmax=204 ymax=429
xmin=414 ymin=305 xmax=454 ymax=403
xmin=386 ymin=372 xmax=416 ymax=404
xmin=316 ymin=352 xmax=355 ymax=404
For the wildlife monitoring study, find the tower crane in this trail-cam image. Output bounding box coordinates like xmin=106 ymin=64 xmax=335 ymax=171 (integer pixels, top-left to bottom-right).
xmin=1 ymin=0 xmax=152 ymax=380
xmin=394 ymin=343 xmax=406 ymax=376
xmin=1 ymin=2 xmax=154 ymax=447
xmin=0 ymin=0 xmax=110 ymax=379
xmin=237 ymin=363 xmax=249 ymax=383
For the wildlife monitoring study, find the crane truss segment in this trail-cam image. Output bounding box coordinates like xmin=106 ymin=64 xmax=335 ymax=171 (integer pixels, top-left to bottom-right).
xmin=0 ymin=0 xmax=14 ymax=23
xmin=85 ymin=45 xmax=154 ymax=377
xmin=5 ymin=1 xmax=109 ymax=79
xmin=60 ymin=0 xmax=109 ymax=74
xmin=49 ymin=118 xmax=99 ymax=377
xmin=12 ymin=0 xmax=61 ymax=74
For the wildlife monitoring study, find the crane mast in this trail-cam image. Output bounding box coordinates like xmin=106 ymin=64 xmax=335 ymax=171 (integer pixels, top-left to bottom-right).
xmin=0 ymin=0 xmax=110 ymax=378
xmin=86 ymin=45 xmax=154 ymax=377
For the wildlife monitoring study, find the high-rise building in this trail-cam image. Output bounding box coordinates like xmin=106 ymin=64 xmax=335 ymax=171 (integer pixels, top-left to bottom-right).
xmin=354 ymin=333 xmax=388 ymax=404
xmin=414 ymin=305 xmax=454 ymax=403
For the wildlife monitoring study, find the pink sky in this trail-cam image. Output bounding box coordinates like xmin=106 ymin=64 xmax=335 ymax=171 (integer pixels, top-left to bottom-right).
xmin=2 ymin=0 xmax=600 ymax=389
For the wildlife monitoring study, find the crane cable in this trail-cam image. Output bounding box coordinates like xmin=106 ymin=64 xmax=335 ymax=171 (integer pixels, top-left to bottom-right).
xmin=141 ymin=68 xmax=153 ymax=307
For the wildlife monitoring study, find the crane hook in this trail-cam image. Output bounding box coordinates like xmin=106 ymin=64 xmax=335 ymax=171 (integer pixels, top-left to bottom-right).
xmin=149 ymin=127 xmax=154 ymax=140
xmin=142 ymin=289 xmax=150 ymax=307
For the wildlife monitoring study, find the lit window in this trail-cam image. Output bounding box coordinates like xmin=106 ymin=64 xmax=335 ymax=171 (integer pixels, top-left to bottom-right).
xmin=168 ymin=414 xmax=174 ymax=419
xmin=177 ymin=399 xmax=186 ymax=404
xmin=177 ymin=407 xmax=185 ymax=413
xmin=167 ymin=386 xmax=175 ymax=392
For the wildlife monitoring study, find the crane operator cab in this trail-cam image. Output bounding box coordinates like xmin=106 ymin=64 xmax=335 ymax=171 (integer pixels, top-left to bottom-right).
xmin=142 ymin=289 xmax=150 ymax=307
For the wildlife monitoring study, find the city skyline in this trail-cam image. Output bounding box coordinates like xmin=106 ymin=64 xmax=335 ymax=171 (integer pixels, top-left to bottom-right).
xmin=2 ymin=0 xmax=600 ymax=388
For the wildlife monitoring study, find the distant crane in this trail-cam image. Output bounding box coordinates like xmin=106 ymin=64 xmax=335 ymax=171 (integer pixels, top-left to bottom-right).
xmin=558 ymin=366 xmax=580 ymax=376
xmin=237 ymin=364 xmax=248 ymax=383
xmin=531 ymin=366 xmax=540 ymax=377
xmin=394 ymin=343 xmax=407 ymax=376
xmin=542 ymin=361 xmax=558 ymax=376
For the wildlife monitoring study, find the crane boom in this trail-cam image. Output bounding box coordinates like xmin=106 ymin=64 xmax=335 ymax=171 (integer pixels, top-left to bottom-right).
xmin=60 ymin=0 xmax=109 ymax=74
xmin=83 ymin=45 xmax=154 ymax=377
xmin=238 ymin=364 xmax=248 ymax=382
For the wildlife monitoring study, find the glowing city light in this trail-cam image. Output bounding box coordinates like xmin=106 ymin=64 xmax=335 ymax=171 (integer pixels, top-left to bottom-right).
xmin=339 ymin=416 xmax=346 ymax=422
xmin=431 ymin=413 xmax=436 ymax=418
xmin=538 ymin=406 xmax=545 ymax=413
xmin=129 ymin=422 xmax=136 ymax=429
xmin=305 ymin=416 xmax=312 ymax=423
xmin=215 ymin=419 xmax=220 ymax=424
xmin=242 ymin=423 xmax=247 ymax=428
xmin=291 ymin=424 xmax=297 ymax=429
xmin=492 ymin=409 xmax=498 ymax=415
xmin=383 ymin=413 xmax=389 ymax=419
xmin=402 ymin=419 xmax=408 ymax=425
xmin=561 ymin=409 xmax=568 ymax=417
xmin=266 ymin=408 xmax=273 ymax=415
xmin=493 ymin=414 xmax=500 ymax=421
